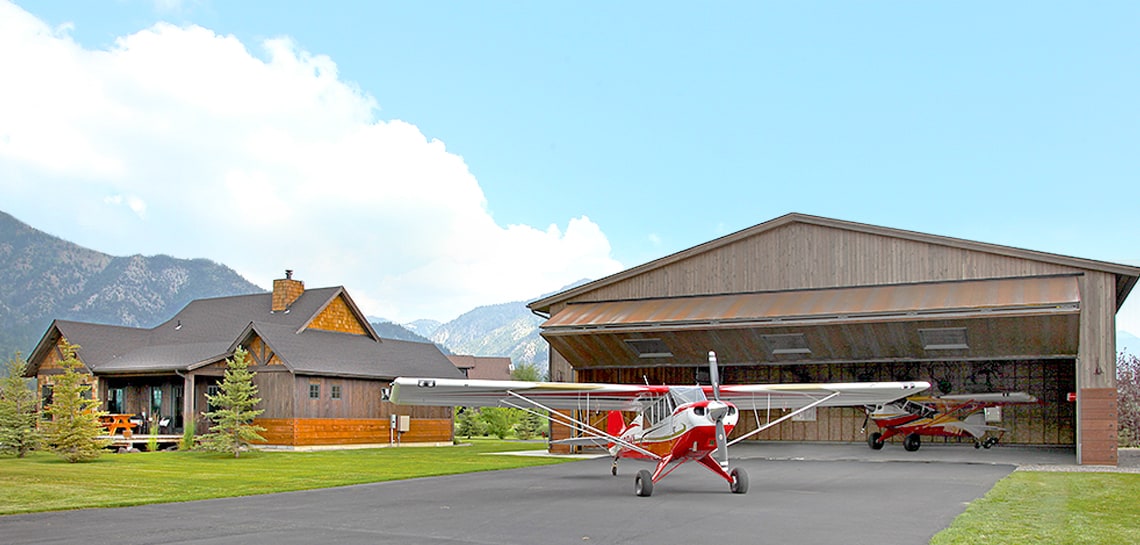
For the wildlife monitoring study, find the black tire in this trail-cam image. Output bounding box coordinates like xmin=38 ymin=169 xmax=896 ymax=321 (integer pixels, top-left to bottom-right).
xmin=635 ymin=469 xmax=654 ymax=497
xmin=974 ymin=441 xmax=982 ymax=449
xmin=730 ymin=467 xmax=749 ymax=494
xmin=611 ymin=464 xmax=618 ymax=476
xmin=867 ymin=431 xmax=884 ymax=450
xmin=903 ymin=433 xmax=921 ymax=452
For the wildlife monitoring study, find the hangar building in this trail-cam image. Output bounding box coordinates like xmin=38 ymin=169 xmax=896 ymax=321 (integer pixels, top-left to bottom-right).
xmin=529 ymin=214 xmax=1139 ymax=465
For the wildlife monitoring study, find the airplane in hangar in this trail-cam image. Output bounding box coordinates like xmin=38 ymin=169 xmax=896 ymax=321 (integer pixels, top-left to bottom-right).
xmin=863 ymin=391 xmax=1038 ymax=452
xmin=390 ymin=351 xmax=929 ymax=497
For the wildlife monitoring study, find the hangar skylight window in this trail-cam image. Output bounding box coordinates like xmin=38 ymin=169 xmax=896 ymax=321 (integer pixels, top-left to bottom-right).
xmin=762 ymin=334 xmax=811 ymax=355
xmin=624 ymin=338 xmax=673 ymax=358
xmin=919 ymin=327 xmax=969 ymax=350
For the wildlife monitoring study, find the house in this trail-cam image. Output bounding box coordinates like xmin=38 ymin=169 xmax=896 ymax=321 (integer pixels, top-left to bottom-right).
xmin=25 ymin=270 xmax=464 ymax=447
xmin=448 ymin=355 xmax=514 ymax=380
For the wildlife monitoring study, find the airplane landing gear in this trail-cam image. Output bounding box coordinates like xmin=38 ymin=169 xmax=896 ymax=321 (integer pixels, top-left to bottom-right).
xmin=982 ymin=437 xmax=998 ymax=449
xmin=903 ymin=433 xmax=921 ymax=452
xmin=867 ymin=431 xmax=885 ymax=450
xmin=730 ymin=467 xmax=749 ymax=494
xmin=635 ymin=469 xmax=654 ymax=497
xmin=611 ymin=460 xmax=619 ymax=476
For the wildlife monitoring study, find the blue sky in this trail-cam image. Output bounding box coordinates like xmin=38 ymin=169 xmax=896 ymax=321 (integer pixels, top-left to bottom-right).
xmin=2 ymin=1 xmax=1138 ymax=338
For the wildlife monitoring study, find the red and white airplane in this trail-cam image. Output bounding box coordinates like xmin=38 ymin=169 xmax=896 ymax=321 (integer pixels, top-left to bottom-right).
xmin=863 ymin=391 xmax=1038 ymax=452
xmin=391 ymin=351 xmax=929 ymax=496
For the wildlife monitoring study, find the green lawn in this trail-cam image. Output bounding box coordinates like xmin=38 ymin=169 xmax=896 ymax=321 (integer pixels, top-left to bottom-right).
xmin=931 ymin=471 xmax=1140 ymax=545
xmin=0 ymin=440 xmax=569 ymax=515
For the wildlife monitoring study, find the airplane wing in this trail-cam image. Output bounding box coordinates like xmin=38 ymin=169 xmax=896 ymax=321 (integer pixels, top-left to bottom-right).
xmin=713 ymin=381 xmax=930 ymax=411
xmin=389 ymin=377 xmax=667 ymax=411
xmin=931 ymin=392 xmax=1037 ymax=404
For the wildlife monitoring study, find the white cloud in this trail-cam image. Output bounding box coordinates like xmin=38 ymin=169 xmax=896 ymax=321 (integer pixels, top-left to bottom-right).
xmin=0 ymin=1 xmax=623 ymax=322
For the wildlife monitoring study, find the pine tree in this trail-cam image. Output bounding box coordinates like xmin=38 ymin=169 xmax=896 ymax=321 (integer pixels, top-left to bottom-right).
xmin=199 ymin=348 xmax=266 ymax=457
xmin=0 ymin=354 xmax=42 ymax=457
xmin=44 ymin=341 xmax=110 ymax=462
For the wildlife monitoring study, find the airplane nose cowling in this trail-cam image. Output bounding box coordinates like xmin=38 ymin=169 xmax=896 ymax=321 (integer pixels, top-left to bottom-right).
xmin=708 ymin=401 xmax=729 ymax=422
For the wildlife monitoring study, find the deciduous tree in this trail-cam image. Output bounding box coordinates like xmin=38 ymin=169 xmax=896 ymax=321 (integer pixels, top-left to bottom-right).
xmin=44 ymin=341 xmax=110 ymax=462
xmin=0 ymin=354 xmax=41 ymax=457
xmin=199 ymin=348 xmax=266 ymax=457
xmin=1118 ymin=352 xmax=1140 ymax=447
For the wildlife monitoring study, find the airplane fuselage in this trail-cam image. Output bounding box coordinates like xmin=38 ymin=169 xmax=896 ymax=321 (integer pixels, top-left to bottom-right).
xmin=615 ymin=399 xmax=739 ymax=461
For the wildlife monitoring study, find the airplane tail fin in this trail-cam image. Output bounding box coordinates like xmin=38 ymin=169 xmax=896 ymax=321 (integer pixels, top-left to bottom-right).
xmin=607 ymin=410 xmax=626 ymax=438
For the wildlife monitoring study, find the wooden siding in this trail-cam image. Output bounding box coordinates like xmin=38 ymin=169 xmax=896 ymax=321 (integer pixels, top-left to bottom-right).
xmin=294 ymin=375 xmax=451 ymax=420
xmin=252 ymin=371 xmax=295 ymax=419
xmin=1078 ymin=388 xmax=1118 ymax=464
xmin=1077 ymin=272 xmax=1119 ymax=464
xmin=575 ymin=359 xmax=1076 ymax=446
xmin=572 ymin=223 xmax=1083 ymax=303
xmin=307 ymin=294 xmax=368 ymax=335
xmin=256 ymin=417 xmax=453 ymax=445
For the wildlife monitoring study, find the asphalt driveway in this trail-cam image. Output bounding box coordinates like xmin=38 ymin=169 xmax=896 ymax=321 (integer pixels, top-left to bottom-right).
xmin=0 ymin=445 xmax=1020 ymax=545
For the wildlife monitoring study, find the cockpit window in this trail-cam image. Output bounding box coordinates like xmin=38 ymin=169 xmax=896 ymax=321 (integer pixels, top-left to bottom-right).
xmin=670 ymin=386 xmax=707 ymax=406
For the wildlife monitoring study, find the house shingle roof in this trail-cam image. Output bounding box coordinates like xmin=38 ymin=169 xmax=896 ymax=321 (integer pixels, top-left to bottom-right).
xmin=29 ymin=286 xmax=461 ymax=380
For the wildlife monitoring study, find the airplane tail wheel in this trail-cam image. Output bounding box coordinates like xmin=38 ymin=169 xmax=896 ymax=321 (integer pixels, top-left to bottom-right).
xmin=635 ymin=469 xmax=654 ymax=497
xmin=903 ymin=433 xmax=921 ymax=452
xmin=730 ymin=467 xmax=749 ymax=494
xmin=867 ymin=432 xmax=884 ymax=450
xmin=611 ymin=463 xmax=618 ymax=476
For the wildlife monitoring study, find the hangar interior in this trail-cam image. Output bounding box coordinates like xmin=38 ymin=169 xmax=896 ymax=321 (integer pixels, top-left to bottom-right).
xmin=529 ymin=214 xmax=1139 ymax=465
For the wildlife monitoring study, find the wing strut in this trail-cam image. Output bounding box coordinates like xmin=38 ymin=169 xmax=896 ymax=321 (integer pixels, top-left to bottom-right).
xmin=501 ymin=390 xmax=660 ymax=459
xmin=727 ymin=391 xmax=840 ymax=447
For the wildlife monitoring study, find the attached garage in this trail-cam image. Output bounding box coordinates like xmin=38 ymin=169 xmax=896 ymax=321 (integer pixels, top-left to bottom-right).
xmin=529 ymin=214 xmax=1139 ymax=465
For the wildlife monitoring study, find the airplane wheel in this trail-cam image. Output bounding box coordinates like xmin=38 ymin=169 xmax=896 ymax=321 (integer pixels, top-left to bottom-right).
xmin=635 ymin=469 xmax=654 ymax=497
xmin=903 ymin=433 xmax=921 ymax=452
xmin=867 ymin=432 xmax=884 ymax=450
xmin=611 ymin=464 xmax=618 ymax=476
xmin=730 ymin=467 xmax=749 ymax=494
xmin=983 ymin=437 xmax=998 ymax=449
xmin=974 ymin=441 xmax=982 ymax=449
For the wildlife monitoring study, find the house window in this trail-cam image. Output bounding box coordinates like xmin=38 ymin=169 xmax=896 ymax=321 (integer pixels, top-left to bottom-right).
xmin=40 ymin=385 xmax=53 ymax=420
xmin=309 ymin=383 xmax=320 ymax=399
xmin=206 ymin=384 xmax=221 ymax=413
xmin=107 ymin=387 xmax=124 ymax=414
xmin=331 ymin=385 xmax=342 ymax=399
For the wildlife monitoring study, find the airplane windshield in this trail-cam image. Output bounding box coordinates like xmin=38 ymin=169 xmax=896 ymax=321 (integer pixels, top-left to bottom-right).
xmin=670 ymin=386 xmax=706 ymax=406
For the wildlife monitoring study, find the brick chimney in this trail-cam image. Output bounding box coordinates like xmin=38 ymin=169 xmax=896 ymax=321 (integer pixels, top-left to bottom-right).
xmin=272 ymin=269 xmax=304 ymax=312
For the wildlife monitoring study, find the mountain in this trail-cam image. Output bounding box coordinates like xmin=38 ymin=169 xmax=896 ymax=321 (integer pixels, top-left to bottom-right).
xmin=423 ymin=283 xmax=589 ymax=375
xmin=370 ymin=320 xmax=451 ymax=352
xmin=427 ymin=300 xmax=548 ymax=374
xmin=1120 ymin=331 xmax=1140 ymax=357
xmin=404 ymin=319 xmax=443 ymax=338
xmin=0 ymin=211 xmax=263 ymax=361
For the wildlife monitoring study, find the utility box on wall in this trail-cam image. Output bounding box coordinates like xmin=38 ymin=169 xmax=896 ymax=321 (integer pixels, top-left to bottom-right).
xmin=398 ymin=415 xmax=410 ymax=432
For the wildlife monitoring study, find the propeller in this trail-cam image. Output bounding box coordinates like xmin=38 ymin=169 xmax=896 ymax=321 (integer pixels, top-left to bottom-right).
xmin=708 ymin=351 xmax=729 ymax=468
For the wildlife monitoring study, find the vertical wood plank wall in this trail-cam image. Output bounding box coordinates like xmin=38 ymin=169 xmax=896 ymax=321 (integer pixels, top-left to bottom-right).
xmin=255 ymin=375 xmax=452 ymax=446
xmin=574 ymin=223 xmax=1083 ymax=303
xmin=1078 ymin=272 xmax=1119 ymax=464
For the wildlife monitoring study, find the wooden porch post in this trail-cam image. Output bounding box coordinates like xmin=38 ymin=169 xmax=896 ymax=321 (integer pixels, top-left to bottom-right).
xmin=183 ymin=373 xmax=195 ymax=433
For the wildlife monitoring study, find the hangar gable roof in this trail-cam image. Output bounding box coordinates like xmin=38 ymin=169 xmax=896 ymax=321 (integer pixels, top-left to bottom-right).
xmin=529 ymin=213 xmax=1140 ymax=313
